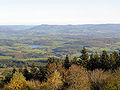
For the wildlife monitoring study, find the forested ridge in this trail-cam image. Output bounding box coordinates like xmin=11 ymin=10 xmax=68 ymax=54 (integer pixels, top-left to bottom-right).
xmin=0 ymin=47 xmax=120 ymax=90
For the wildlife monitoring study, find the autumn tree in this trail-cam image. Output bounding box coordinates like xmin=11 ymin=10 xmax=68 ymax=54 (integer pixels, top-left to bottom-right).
xmin=5 ymin=72 xmax=28 ymax=90
xmin=40 ymin=70 xmax=64 ymax=90
xmin=66 ymin=64 xmax=90 ymax=90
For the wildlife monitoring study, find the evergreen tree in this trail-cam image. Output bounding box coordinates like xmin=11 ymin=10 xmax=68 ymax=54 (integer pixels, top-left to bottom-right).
xmin=100 ymin=50 xmax=109 ymax=70
xmin=109 ymin=53 xmax=116 ymax=70
xmin=94 ymin=51 xmax=100 ymax=69
xmin=88 ymin=52 xmax=100 ymax=70
xmin=38 ymin=66 xmax=46 ymax=82
xmin=30 ymin=63 xmax=38 ymax=79
xmin=80 ymin=47 xmax=89 ymax=60
xmin=88 ymin=53 xmax=95 ymax=70
xmin=113 ymin=51 xmax=120 ymax=68
xmin=23 ymin=66 xmax=31 ymax=80
xmin=64 ymin=54 xmax=70 ymax=69
xmin=79 ymin=47 xmax=89 ymax=68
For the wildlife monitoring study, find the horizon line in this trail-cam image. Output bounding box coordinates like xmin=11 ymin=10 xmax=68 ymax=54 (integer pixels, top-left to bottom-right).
xmin=0 ymin=23 xmax=120 ymax=26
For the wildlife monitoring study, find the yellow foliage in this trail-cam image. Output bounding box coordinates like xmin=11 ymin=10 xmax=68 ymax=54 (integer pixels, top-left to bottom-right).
xmin=27 ymin=80 xmax=41 ymax=90
xmin=5 ymin=72 xmax=28 ymax=90
xmin=47 ymin=70 xmax=63 ymax=89
xmin=39 ymin=70 xmax=63 ymax=90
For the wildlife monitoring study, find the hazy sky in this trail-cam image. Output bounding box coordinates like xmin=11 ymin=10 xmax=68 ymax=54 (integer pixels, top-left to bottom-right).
xmin=0 ymin=0 xmax=120 ymax=25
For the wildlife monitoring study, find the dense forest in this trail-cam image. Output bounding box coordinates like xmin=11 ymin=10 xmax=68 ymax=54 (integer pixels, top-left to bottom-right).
xmin=0 ymin=47 xmax=120 ymax=90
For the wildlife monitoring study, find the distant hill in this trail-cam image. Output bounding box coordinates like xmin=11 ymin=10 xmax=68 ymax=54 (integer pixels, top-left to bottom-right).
xmin=0 ymin=24 xmax=120 ymax=38
xmin=28 ymin=24 xmax=120 ymax=38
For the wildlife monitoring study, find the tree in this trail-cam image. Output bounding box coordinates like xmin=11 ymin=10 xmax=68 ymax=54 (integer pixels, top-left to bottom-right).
xmin=109 ymin=53 xmax=116 ymax=70
xmin=30 ymin=63 xmax=38 ymax=80
xmin=23 ymin=66 xmax=31 ymax=80
xmin=46 ymin=61 xmax=67 ymax=81
xmin=79 ymin=47 xmax=89 ymax=68
xmin=5 ymin=72 xmax=28 ymax=90
xmin=40 ymin=70 xmax=63 ymax=90
xmin=88 ymin=52 xmax=101 ymax=70
xmin=100 ymin=50 xmax=109 ymax=70
xmin=47 ymin=70 xmax=63 ymax=90
xmin=37 ymin=66 xmax=46 ymax=82
xmin=113 ymin=51 xmax=120 ymax=68
xmin=88 ymin=53 xmax=95 ymax=70
xmin=64 ymin=54 xmax=70 ymax=69
xmin=94 ymin=51 xmax=101 ymax=69
xmin=66 ymin=64 xmax=90 ymax=90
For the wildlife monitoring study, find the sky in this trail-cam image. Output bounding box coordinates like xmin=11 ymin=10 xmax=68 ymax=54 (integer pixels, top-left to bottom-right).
xmin=0 ymin=0 xmax=120 ymax=25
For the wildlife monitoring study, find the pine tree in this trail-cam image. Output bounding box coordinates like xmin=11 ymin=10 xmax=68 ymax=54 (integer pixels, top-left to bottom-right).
xmin=79 ymin=47 xmax=89 ymax=68
xmin=37 ymin=66 xmax=46 ymax=82
xmin=23 ymin=66 xmax=31 ymax=80
xmin=94 ymin=51 xmax=100 ymax=69
xmin=30 ymin=63 xmax=38 ymax=79
xmin=113 ymin=51 xmax=120 ymax=68
xmin=100 ymin=50 xmax=109 ymax=70
xmin=88 ymin=53 xmax=95 ymax=70
xmin=109 ymin=53 xmax=116 ymax=70
xmin=80 ymin=47 xmax=89 ymax=60
xmin=64 ymin=54 xmax=70 ymax=69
